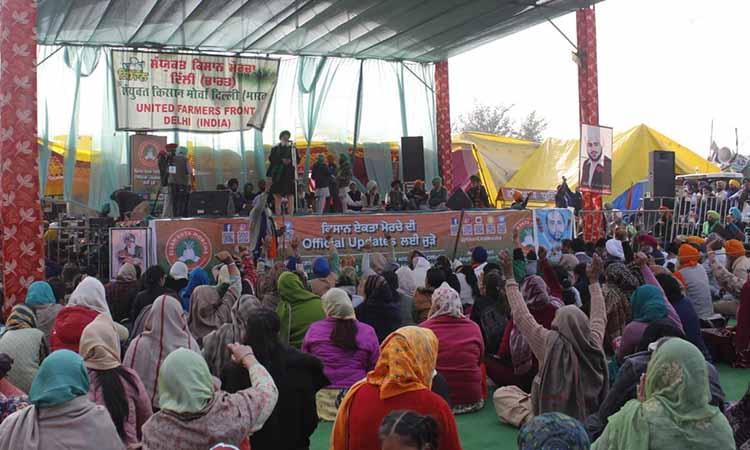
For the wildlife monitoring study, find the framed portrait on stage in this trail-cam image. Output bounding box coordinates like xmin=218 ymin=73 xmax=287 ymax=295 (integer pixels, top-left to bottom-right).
xmin=579 ymin=124 xmax=613 ymax=194
xmin=110 ymin=227 xmax=150 ymax=280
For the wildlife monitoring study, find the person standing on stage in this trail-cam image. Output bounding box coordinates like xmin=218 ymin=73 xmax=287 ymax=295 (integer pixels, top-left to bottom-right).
xmin=227 ymin=178 xmax=244 ymax=214
xmin=160 ymin=143 xmax=192 ymax=218
xmin=267 ymin=130 xmax=298 ymax=215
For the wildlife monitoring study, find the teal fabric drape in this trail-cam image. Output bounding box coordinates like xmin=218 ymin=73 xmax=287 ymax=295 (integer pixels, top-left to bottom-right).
xmin=363 ymin=143 xmax=393 ymax=196
xmin=89 ymin=51 xmax=128 ymax=215
xmin=297 ymin=56 xmax=341 ymax=178
xmin=62 ymin=47 xmax=100 ymax=203
xmin=253 ymin=129 xmax=265 ymax=182
xmin=37 ymin=49 xmax=439 ymax=206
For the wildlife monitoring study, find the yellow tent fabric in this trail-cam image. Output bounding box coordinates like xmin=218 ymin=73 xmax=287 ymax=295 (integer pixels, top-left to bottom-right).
xmin=452 ymin=131 xmax=538 ymax=203
xmin=505 ymin=124 xmax=720 ymax=201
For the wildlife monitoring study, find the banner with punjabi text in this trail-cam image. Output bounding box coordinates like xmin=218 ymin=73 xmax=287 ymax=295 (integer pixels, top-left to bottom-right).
xmin=276 ymin=210 xmax=534 ymax=266
xmin=112 ymin=50 xmax=279 ymax=133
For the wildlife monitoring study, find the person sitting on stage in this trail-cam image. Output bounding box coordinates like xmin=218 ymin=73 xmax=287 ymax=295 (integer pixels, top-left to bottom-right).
xmin=226 ymin=178 xmax=245 ymax=214
xmin=345 ymin=182 xmax=364 ymax=212
xmin=466 ymin=175 xmax=491 ymax=209
xmin=407 ymin=180 xmax=428 ymax=210
xmin=268 ymin=130 xmax=298 ymax=215
xmin=365 ymin=180 xmax=381 ymax=208
xmin=429 ymin=177 xmax=448 ymax=210
xmin=386 ymin=180 xmax=408 ymax=212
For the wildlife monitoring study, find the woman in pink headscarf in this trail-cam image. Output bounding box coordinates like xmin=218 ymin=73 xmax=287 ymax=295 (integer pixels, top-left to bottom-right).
xmin=420 ymin=282 xmax=484 ymax=414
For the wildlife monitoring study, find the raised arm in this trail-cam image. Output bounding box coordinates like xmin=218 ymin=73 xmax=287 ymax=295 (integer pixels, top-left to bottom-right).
xmin=584 ymin=254 xmax=607 ymax=345
xmin=500 ymin=251 xmax=551 ymax=362
xmin=637 ymin=252 xmax=683 ymax=332
xmin=227 ymin=344 xmax=280 ymax=434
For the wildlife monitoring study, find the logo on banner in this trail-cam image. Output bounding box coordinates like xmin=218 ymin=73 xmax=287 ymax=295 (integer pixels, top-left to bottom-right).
xmin=450 ymin=216 xmax=459 ymax=236
xmin=515 ymin=216 xmax=535 ymax=248
xmin=237 ymin=223 xmax=250 ymax=244
xmin=137 ymin=142 xmax=159 ymax=169
xmin=486 ymin=215 xmax=497 ymax=235
xmin=165 ymin=228 xmax=212 ymax=270
xmin=222 ymin=224 xmax=235 ymax=245
xmin=473 ymin=216 xmax=485 ymax=235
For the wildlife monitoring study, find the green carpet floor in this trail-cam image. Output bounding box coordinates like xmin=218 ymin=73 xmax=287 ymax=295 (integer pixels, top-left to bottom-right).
xmin=309 ymin=364 xmax=750 ymax=450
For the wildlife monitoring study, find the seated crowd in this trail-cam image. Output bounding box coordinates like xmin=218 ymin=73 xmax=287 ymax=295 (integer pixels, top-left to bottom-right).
xmin=0 ymin=225 xmax=748 ymax=450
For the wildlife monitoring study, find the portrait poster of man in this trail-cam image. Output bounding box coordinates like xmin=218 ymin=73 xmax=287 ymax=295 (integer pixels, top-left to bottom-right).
xmin=110 ymin=228 xmax=149 ymax=279
xmin=579 ymin=124 xmax=613 ymax=194
xmin=534 ymin=208 xmax=574 ymax=263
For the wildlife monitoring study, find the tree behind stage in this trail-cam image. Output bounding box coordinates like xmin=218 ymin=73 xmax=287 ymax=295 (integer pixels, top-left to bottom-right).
xmin=454 ymin=102 xmax=548 ymax=142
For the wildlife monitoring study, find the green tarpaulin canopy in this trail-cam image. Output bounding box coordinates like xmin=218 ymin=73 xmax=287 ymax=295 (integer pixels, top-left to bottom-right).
xmin=38 ymin=0 xmax=598 ymax=62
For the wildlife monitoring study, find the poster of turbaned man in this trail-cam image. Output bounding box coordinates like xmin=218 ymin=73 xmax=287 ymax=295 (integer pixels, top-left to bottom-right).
xmin=579 ymin=124 xmax=613 ymax=194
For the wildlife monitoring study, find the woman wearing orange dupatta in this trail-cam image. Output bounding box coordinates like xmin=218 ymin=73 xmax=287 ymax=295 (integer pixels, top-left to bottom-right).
xmin=331 ymin=326 xmax=462 ymax=450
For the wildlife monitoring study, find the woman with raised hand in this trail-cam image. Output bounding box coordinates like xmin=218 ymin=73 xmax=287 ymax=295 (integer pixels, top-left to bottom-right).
xmin=188 ymin=252 xmax=242 ymax=341
xmin=592 ymin=338 xmax=734 ymax=450
xmin=493 ymin=252 xmax=608 ymax=426
xmin=331 ymin=327 xmax=461 ymax=450
xmin=221 ymin=309 xmax=328 ymax=450
xmin=303 ymin=288 xmax=379 ymax=421
xmin=80 ymin=314 xmax=152 ymax=448
xmin=124 ymin=295 xmax=200 ymax=410
xmin=202 ymin=294 xmax=262 ymax=376
xmin=0 ymin=350 xmax=123 ymax=450
xmin=140 ymin=345 xmax=279 ymax=450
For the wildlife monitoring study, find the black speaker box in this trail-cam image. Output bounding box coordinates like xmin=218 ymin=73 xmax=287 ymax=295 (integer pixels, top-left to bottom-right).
xmin=446 ymin=188 xmax=472 ymax=210
xmin=649 ymin=150 xmax=676 ymax=198
xmin=188 ymin=191 xmax=234 ymax=217
xmin=401 ymin=136 xmax=425 ymax=182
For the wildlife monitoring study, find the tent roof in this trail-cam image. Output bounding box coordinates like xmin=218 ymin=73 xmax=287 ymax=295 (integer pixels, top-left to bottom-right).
xmin=37 ymin=0 xmax=599 ymax=63
xmin=504 ymin=124 xmax=720 ymax=200
xmin=452 ymin=131 xmax=538 ymax=199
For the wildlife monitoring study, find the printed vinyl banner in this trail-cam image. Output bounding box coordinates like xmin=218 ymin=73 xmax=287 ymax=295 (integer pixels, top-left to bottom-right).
xmin=151 ymin=217 xmax=253 ymax=273
xmin=130 ymin=134 xmax=166 ymax=194
xmin=579 ymin=123 xmax=613 ymax=194
xmin=533 ymin=208 xmax=575 ymax=263
xmin=112 ymin=50 xmax=280 ymax=133
xmin=276 ymin=210 xmax=534 ymax=265
xmin=150 ymin=210 xmax=564 ymax=274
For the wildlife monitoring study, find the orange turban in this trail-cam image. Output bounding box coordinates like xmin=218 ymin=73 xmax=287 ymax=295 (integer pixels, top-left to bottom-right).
xmin=513 ymin=191 xmax=523 ymax=202
xmin=725 ymin=239 xmax=745 ymax=259
xmin=686 ymin=236 xmax=705 ymax=246
xmin=678 ymin=244 xmax=700 ymax=267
